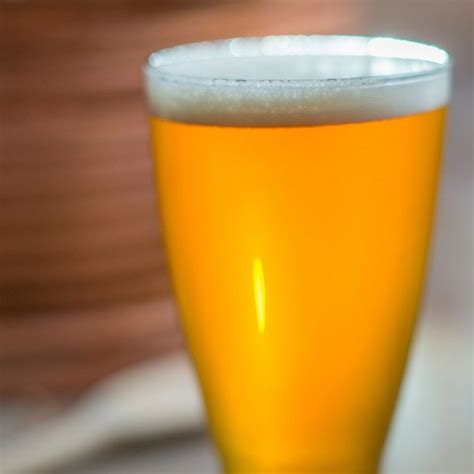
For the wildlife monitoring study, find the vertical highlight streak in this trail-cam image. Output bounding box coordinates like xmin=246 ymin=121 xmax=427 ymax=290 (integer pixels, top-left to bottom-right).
xmin=253 ymin=258 xmax=266 ymax=334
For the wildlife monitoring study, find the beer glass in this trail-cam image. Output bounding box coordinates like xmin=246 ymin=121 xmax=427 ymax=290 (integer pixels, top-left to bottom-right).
xmin=145 ymin=36 xmax=451 ymax=473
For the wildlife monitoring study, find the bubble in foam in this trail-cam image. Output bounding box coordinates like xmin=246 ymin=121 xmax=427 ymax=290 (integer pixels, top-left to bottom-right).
xmin=145 ymin=35 xmax=451 ymax=127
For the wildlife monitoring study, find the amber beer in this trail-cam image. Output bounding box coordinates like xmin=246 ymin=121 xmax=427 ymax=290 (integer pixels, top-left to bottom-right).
xmin=145 ymin=36 xmax=451 ymax=473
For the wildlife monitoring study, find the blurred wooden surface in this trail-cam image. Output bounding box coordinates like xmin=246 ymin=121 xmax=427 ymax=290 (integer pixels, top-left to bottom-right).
xmin=1 ymin=0 xmax=471 ymax=398
xmin=0 ymin=0 xmax=359 ymax=394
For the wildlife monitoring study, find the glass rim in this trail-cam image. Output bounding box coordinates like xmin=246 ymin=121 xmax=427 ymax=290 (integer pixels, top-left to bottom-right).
xmin=145 ymin=34 xmax=452 ymax=89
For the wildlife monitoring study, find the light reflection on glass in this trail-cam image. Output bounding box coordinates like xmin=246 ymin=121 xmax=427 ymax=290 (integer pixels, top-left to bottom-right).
xmin=253 ymin=257 xmax=266 ymax=335
xmin=367 ymin=37 xmax=449 ymax=65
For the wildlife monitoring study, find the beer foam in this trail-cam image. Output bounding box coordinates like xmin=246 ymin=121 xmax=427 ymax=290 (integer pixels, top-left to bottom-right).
xmin=145 ymin=36 xmax=451 ymax=126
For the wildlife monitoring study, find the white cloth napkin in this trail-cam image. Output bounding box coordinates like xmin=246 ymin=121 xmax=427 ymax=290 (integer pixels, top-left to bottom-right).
xmin=2 ymin=352 xmax=204 ymax=473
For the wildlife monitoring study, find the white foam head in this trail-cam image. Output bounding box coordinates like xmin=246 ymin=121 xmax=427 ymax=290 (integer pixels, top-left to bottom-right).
xmin=145 ymin=35 xmax=451 ymax=126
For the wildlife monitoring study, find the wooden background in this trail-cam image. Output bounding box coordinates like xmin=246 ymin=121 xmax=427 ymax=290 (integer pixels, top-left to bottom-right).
xmin=2 ymin=0 xmax=471 ymax=397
